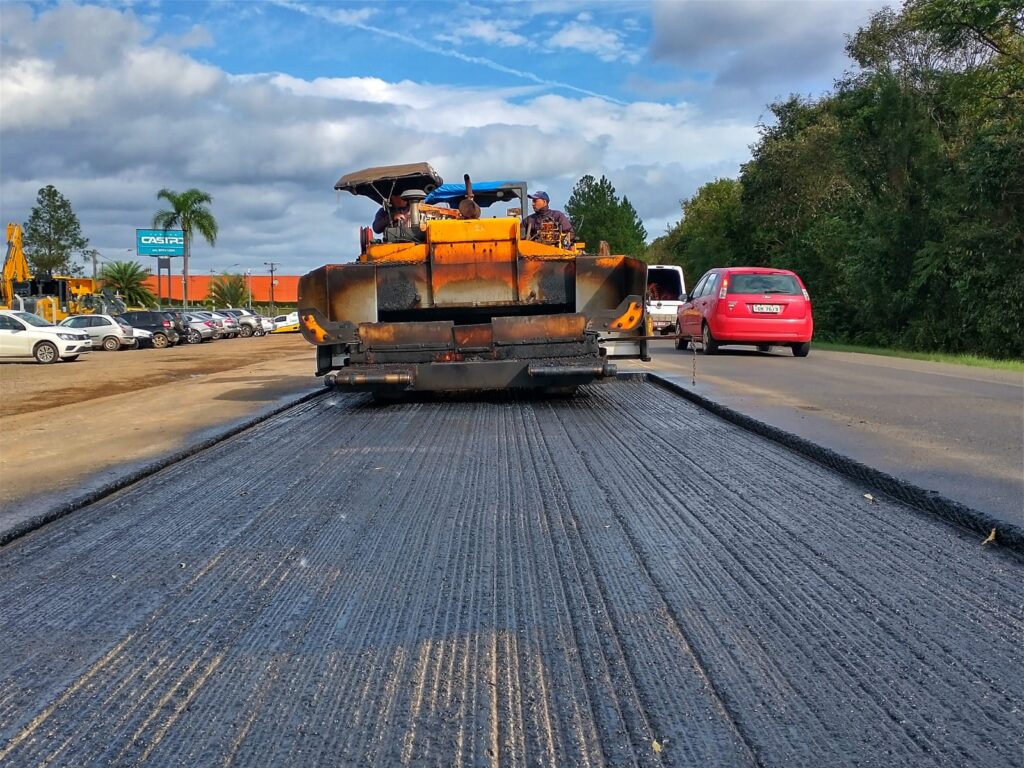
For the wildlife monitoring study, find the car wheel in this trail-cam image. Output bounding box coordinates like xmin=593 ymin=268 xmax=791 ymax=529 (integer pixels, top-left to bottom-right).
xmin=757 ymin=344 xmax=770 ymax=352
xmin=34 ymin=341 xmax=59 ymax=364
xmin=792 ymin=341 xmax=811 ymax=357
xmin=187 ymin=329 xmax=201 ymax=344
xmin=152 ymin=332 xmax=169 ymax=349
xmin=102 ymin=336 xmax=120 ymax=351
xmin=674 ymin=334 xmax=690 ymax=350
xmin=239 ymin=324 xmax=253 ymax=337
xmin=702 ymin=323 xmax=719 ymax=355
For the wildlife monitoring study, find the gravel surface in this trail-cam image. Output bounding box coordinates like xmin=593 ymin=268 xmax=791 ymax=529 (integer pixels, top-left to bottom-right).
xmin=0 ymin=333 xmax=309 ymax=417
xmin=1 ymin=380 xmax=1020 ymax=766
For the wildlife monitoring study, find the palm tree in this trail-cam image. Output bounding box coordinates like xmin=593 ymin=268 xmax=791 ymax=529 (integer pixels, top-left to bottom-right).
xmin=208 ymin=273 xmax=247 ymax=308
xmin=152 ymin=188 xmax=218 ymax=307
xmin=99 ymin=261 xmax=157 ymax=307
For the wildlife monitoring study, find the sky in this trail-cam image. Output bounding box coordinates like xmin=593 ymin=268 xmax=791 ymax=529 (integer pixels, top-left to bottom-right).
xmin=0 ymin=0 xmax=892 ymax=276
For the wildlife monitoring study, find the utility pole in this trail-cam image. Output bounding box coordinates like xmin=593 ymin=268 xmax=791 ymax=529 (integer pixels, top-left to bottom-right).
xmin=245 ymin=269 xmax=252 ymax=309
xmin=264 ymin=261 xmax=278 ymax=315
xmin=82 ymin=249 xmax=100 ymax=283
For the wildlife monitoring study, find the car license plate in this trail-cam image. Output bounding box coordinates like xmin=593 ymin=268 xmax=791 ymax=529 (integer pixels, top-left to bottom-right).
xmin=752 ymin=304 xmax=782 ymax=314
xmin=653 ymin=320 xmax=669 ymax=329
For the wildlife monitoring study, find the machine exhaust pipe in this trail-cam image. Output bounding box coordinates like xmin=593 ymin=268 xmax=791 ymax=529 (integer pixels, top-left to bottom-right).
xmin=527 ymin=362 xmax=617 ymax=378
xmin=325 ymin=371 xmax=414 ymax=388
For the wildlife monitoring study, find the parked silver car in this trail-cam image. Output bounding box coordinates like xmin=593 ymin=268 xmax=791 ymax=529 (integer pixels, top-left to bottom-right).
xmin=220 ymin=308 xmax=264 ymax=337
xmin=188 ymin=310 xmax=236 ymax=339
xmin=209 ymin=311 xmax=241 ymax=338
xmin=181 ymin=313 xmax=217 ymax=343
xmin=60 ymin=314 xmax=137 ymax=351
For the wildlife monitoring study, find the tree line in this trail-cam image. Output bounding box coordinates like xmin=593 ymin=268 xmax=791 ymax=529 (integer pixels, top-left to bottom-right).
xmin=648 ymin=0 xmax=1023 ymax=359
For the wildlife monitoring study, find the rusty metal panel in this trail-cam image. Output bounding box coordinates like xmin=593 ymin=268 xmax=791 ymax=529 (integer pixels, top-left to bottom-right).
xmin=427 ymin=218 xmax=519 ymax=244
xmin=358 ymin=321 xmax=454 ymax=349
xmin=517 ymin=240 xmax=576 ymax=258
xmin=518 ymin=259 xmax=574 ymax=305
xmin=492 ymin=313 xmax=587 ymax=344
xmin=431 ymin=240 xmax=516 ymax=264
xmin=432 ymin=263 xmax=516 ymax=305
xmin=453 ymin=324 xmax=493 ymax=350
xmin=298 ymin=267 xmax=330 ymax=317
xmin=575 ymin=255 xmax=645 ymax=316
xmin=377 ymin=264 xmax=431 ymax=311
xmin=364 ymin=242 xmax=428 ymax=263
xmin=327 ymin=264 xmax=378 ymax=324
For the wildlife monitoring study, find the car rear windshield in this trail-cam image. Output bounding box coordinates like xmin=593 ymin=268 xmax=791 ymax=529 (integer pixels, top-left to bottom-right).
xmin=647 ymin=269 xmax=683 ymax=301
xmin=728 ymin=273 xmax=801 ymax=295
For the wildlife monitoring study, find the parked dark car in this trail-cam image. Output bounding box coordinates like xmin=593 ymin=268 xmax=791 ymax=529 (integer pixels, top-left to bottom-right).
xmin=119 ymin=310 xmax=180 ymax=348
xmin=161 ymin=311 xmax=194 ymax=343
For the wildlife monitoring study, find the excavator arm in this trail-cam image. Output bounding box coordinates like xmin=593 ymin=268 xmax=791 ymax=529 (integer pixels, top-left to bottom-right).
xmin=2 ymin=223 xmax=32 ymax=307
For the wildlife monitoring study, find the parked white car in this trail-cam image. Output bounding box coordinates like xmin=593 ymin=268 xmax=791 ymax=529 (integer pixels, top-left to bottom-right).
xmin=60 ymin=314 xmax=137 ymax=351
xmin=0 ymin=310 xmax=92 ymax=363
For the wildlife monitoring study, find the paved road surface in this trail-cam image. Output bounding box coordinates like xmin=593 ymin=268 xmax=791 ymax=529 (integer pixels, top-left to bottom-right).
xmin=628 ymin=342 xmax=1024 ymax=525
xmin=2 ymin=381 xmax=1020 ymax=767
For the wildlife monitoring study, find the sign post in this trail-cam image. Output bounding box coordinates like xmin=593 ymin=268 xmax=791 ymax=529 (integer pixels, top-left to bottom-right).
xmin=137 ymin=229 xmax=185 ymax=305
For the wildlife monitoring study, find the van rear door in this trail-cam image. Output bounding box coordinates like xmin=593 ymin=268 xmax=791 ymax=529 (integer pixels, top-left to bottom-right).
xmin=645 ymin=265 xmax=687 ymax=333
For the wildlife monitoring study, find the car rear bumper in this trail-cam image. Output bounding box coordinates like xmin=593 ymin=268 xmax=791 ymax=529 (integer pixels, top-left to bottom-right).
xmin=710 ymin=315 xmax=813 ymax=342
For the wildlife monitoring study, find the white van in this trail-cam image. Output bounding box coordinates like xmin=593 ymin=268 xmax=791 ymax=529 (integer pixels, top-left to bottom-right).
xmin=645 ymin=265 xmax=687 ymax=334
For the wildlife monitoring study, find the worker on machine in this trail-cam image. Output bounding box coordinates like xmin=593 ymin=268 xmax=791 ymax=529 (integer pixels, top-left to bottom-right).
xmin=521 ymin=191 xmax=574 ymax=245
xmin=372 ymin=193 xmax=412 ymax=234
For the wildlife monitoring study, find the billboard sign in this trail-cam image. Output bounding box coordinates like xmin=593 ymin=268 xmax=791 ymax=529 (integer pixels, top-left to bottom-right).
xmin=136 ymin=229 xmax=185 ymax=256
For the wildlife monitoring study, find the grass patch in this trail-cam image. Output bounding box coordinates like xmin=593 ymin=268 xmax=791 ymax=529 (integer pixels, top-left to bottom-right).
xmin=815 ymin=341 xmax=1024 ymax=371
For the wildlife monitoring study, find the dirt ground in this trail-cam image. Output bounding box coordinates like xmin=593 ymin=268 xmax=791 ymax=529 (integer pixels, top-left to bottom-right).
xmin=0 ymin=333 xmax=311 ymax=417
xmin=0 ymin=333 xmax=318 ymax=527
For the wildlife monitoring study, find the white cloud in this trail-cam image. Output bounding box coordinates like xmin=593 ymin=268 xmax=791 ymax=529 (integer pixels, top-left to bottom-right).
xmin=547 ymin=20 xmax=641 ymax=64
xmin=436 ymin=19 xmax=529 ymax=48
xmin=0 ymin=2 xmax=756 ymax=274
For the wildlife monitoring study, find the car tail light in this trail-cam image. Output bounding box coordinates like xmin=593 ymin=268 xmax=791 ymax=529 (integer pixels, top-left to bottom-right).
xmin=719 ymin=278 xmax=729 ymax=299
xmin=802 ymin=288 xmax=810 ymax=300
xmin=204 ymin=321 xmax=215 ymax=328
xmin=163 ymin=320 xmax=171 ymax=328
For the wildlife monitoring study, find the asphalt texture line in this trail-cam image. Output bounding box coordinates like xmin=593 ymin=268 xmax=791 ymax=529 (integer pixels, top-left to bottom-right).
xmin=1 ymin=380 xmax=1021 ymax=767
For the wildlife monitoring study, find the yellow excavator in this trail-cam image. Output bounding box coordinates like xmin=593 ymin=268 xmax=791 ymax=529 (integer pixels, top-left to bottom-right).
xmin=298 ymin=164 xmax=648 ymax=395
xmin=2 ymin=223 xmax=121 ymax=322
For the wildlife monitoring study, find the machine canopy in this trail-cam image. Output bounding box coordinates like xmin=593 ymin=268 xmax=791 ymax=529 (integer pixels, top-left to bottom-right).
xmin=424 ymin=180 xmax=526 ymax=210
xmin=334 ymin=163 xmax=443 ymax=204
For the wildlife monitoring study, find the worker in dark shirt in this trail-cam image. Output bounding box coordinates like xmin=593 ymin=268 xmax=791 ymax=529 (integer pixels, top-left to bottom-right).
xmin=372 ymin=194 xmax=411 ymax=234
xmin=521 ymin=191 xmax=574 ymax=243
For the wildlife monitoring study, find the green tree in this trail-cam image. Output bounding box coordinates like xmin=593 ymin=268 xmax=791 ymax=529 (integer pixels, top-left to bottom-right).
xmin=152 ymin=188 xmax=218 ymax=308
xmin=22 ymin=185 xmax=87 ymax=275
xmin=207 ymin=273 xmax=247 ymax=308
xmin=674 ymin=178 xmax=746 ymax=279
xmin=99 ymin=261 xmax=157 ymax=307
xmin=565 ymin=175 xmax=647 ymax=257
xmin=724 ymin=0 xmax=1024 ymax=356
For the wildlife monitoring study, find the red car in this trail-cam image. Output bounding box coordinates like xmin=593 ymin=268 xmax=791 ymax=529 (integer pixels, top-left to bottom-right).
xmin=676 ymin=267 xmax=813 ymax=356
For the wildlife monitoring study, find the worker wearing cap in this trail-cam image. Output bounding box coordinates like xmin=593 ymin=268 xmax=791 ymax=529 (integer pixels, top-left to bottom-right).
xmin=372 ymin=194 xmax=412 ymax=234
xmin=522 ymin=191 xmax=574 ymax=242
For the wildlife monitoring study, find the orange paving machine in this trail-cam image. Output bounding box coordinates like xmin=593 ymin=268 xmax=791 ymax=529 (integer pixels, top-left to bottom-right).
xmin=298 ymin=163 xmax=647 ymax=394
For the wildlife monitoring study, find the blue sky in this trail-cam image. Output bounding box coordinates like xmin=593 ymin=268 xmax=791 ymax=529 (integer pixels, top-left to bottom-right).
xmin=0 ymin=0 xmax=891 ymax=275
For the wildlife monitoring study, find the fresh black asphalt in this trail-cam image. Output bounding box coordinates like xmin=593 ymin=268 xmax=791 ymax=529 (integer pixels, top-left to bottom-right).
xmin=1 ymin=380 xmax=1021 ymax=766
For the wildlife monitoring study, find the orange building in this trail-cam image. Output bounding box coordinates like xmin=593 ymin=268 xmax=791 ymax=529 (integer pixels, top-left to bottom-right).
xmin=142 ymin=274 xmax=299 ymax=305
